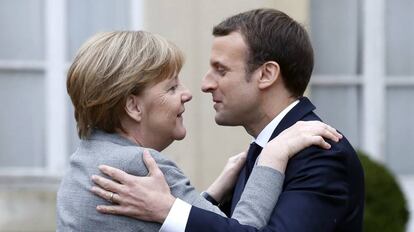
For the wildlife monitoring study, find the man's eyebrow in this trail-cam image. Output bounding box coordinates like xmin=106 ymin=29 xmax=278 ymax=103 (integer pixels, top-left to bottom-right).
xmin=210 ymin=61 xmax=229 ymax=69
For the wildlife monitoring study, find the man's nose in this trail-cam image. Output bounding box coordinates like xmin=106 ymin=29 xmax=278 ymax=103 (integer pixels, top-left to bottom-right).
xmin=201 ymin=70 xmax=217 ymax=93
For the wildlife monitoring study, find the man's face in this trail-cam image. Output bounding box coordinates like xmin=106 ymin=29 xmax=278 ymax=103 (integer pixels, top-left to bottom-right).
xmin=202 ymin=32 xmax=259 ymax=127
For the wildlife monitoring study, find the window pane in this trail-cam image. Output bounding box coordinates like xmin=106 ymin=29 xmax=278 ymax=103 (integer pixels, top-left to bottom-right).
xmin=67 ymin=0 xmax=130 ymax=60
xmin=0 ymin=71 xmax=45 ymax=167
xmin=66 ymin=0 xmax=130 ymax=152
xmin=386 ymin=0 xmax=414 ymax=76
xmin=310 ymin=0 xmax=361 ymax=75
xmin=386 ymin=87 xmax=414 ymax=174
xmin=0 ymin=0 xmax=44 ymax=60
xmin=310 ymin=86 xmax=361 ymax=148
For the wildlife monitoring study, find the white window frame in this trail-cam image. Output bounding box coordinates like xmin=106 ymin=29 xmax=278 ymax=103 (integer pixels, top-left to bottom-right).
xmin=311 ymin=0 xmax=414 ymax=169
xmin=0 ymin=0 xmax=144 ymax=188
xmin=311 ymin=0 xmax=414 ymax=230
xmin=45 ymin=0 xmax=67 ymax=175
xmin=0 ymin=0 xmax=67 ymax=187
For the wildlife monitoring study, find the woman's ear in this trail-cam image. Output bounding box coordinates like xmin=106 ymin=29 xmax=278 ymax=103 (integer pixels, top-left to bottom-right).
xmin=124 ymin=95 xmax=142 ymax=122
xmin=257 ymin=61 xmax=281 ymax=89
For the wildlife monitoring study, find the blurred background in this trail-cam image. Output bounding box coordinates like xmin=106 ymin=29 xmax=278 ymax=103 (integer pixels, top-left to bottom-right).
xmin=0 ymin=0 xmax=412 ymax=231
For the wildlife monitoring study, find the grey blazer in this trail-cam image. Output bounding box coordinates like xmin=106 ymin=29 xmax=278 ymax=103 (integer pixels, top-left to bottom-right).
xmin=56 ymin=130 xmax=283 ymax=231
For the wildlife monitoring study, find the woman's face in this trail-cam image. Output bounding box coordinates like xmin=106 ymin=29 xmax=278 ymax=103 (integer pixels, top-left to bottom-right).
xmin=139 ymin=75 xmax=192 ymax=149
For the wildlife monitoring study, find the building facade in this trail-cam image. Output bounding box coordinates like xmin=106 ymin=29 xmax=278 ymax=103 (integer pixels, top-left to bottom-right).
xmin=0 ymin=0 xmax=412 ymax=231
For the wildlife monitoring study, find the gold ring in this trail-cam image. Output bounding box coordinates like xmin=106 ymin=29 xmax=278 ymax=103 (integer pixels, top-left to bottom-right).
xmin=109 ymin=192 xmax=114 ymax=202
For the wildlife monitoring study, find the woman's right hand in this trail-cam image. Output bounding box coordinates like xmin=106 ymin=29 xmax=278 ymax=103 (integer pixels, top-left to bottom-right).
xmin=257 ymin=121 xmax=342 ymax=173
xmin=206 ymin=151 xmax=247 ymax=204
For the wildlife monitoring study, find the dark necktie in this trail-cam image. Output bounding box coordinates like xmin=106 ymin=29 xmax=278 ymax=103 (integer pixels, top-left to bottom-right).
xmin=245 ymin=142 xmax=263 ymax=182
xmin=230 ymin=141 xmax=263 ymax=214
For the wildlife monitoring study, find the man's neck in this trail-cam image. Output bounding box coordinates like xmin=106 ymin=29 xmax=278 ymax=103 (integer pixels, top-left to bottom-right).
xmin=245 ymin=96 xmax=298 ymax=138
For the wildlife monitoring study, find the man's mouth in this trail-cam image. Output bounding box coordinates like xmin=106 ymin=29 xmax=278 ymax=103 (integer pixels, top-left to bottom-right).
xmin=213 ymin=98 xmax=222 ymax=103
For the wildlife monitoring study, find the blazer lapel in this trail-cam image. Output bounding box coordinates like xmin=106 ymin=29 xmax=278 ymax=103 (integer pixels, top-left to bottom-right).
xmin=269 ymin=97 xmax=316 ymax=140
xmin=230 ymin=97 xmax=316 ymax=215
xmin=230 ymin=166 xmax=247 ymax=214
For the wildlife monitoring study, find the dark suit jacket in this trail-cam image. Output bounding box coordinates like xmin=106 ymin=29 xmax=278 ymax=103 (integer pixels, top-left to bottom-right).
xmin=185 ymin=97 xmax=365 ymax=232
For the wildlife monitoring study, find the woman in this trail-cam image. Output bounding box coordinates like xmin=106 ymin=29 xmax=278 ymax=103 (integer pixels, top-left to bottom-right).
xmin=57 ymin=31 xmax=341 ymax=231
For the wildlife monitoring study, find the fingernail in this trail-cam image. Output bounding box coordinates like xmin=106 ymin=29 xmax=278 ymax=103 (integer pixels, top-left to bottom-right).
xmin=143 ymin=152 xmax=150 ymax=158
xmin=91 ymin=175 xmax=99 ymax=183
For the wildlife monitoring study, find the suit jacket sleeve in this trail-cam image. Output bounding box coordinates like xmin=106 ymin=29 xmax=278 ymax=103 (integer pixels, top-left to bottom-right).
xmin=133 ymin=149 xmax=284 ymax=229
xmin=185 ymin=148 xmax=350 ymax=232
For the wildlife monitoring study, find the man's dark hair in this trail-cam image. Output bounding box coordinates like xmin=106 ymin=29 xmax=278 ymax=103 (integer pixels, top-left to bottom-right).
xmin=213 ymin=8 xmax=314 ymax=97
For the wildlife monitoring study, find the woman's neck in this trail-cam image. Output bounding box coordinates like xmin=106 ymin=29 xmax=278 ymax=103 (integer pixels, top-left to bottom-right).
xmin=116 ymin=128 xmax=170 ymax=152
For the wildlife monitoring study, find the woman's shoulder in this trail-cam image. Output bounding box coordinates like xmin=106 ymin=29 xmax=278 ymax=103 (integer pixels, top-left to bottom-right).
xmin=122 ymin=147 xmax=183 ymax=177
xmin=77 ymin=133 xmax=184 ymax=178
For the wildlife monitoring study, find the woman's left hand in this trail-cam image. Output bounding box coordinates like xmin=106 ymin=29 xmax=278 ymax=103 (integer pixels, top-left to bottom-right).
xmin=257 ymin=121 xmax=342 ymax=173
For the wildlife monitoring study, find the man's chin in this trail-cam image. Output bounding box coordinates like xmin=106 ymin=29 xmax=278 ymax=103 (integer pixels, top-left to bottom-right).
xmin=214 ymin=115 xmax=237 ymax=126
xmin=173 ymin=130 xmax=186 ymax=141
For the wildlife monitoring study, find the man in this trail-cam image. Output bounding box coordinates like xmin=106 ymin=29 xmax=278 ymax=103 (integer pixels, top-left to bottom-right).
xmin=92 ymin=8 xmax=364 ymax=231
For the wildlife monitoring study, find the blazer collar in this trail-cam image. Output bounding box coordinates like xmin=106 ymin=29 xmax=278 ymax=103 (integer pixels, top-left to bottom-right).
xmin=269 ymin=97 xmax=316 ymax=141
xmin=87 ymin=129 xmax=137 ymax=147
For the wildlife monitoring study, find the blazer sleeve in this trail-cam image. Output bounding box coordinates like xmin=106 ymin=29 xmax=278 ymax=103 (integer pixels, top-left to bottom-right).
xmin=232 ymin=166 xmax=284 ymax=228
xmin=185 ymin=148 xmax=351 ymax=232
xmin=133 ymin=149 xmax=284 ymax=229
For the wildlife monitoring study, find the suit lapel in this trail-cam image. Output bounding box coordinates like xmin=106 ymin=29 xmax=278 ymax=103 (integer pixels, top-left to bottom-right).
xmin=269 ymin=97 xmax=316 ymax=140
xmin=230 ymin=97 xmax=316 ymax=215
xmin=230 ymin=166 xmax=247 ymax=214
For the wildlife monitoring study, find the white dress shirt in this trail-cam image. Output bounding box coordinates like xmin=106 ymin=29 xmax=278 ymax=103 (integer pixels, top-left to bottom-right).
xmin=159 ymin=100 xmax=300 ymax=232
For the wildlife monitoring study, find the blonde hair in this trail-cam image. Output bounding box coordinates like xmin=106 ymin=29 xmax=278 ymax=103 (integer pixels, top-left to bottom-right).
xmin=67 ymin=31 xmax=184 ymax=139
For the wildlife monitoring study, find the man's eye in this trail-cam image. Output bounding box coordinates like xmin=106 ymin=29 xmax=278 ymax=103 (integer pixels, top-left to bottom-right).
xmin=217 ymin=67 xmax=226 ymax=76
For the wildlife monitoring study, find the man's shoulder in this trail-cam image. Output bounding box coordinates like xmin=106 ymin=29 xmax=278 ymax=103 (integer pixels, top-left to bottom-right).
xmin=284 ymin=132 xmax=363 ymax=200
xmin=286 ymin=118 xmax=359 ymax=173
xmin=294 ymin=110 xmax=358 ymax=158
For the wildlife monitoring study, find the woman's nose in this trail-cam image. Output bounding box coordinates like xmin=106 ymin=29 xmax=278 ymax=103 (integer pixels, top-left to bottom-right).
xmin=181 ymin=86 xmax=192 ymax=103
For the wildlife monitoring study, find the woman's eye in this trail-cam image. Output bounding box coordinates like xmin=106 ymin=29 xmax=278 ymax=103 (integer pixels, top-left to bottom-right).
xmin=169 ymin=85 xmax=178 ymax=92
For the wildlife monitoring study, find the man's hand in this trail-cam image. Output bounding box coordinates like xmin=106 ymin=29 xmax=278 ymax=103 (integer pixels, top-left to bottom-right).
xmin=90 ymin=150 xmax=175 ymax=223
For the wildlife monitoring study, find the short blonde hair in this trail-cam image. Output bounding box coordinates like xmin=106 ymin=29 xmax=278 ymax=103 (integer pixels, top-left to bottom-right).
xmin=67 ymin=31 xmax=184 ymax=139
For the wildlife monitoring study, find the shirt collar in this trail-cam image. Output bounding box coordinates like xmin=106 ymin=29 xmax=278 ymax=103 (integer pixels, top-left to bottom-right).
xmin=254 ymin=100 xmax=299 ymax=148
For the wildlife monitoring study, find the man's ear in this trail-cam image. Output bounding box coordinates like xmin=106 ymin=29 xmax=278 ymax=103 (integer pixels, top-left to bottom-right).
xmin=257 ymin=61 xmax=281 ymax=89
xmin=124 ymin=95 xmax=142 ymax=122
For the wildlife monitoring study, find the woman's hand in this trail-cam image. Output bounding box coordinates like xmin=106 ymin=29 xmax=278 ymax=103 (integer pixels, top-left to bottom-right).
xmin=205 ymin=151 xmax=247 ymax=204
xmin=257 ymin=121 xmax=343 ymax=173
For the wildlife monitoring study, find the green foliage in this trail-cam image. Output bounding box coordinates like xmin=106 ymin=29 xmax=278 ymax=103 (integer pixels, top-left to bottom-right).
xmin=358 ymin=150 xmax=410 ymax=232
